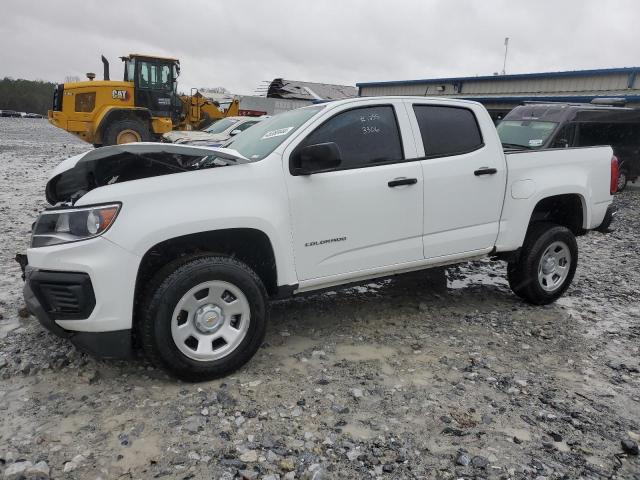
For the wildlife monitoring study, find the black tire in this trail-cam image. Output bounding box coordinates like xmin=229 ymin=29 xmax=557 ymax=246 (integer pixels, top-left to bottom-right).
xmin=507 ymin=222 xmax=578 ymax=305
xmin=103 ymin=117 xmax=150 ymax=146
xmin=140 ymin=255 xmax=268 ymax=381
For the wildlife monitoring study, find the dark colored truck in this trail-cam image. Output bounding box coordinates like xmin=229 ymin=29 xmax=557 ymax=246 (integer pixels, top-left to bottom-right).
xmin=497 ymin=102 xmax=640 ymax=191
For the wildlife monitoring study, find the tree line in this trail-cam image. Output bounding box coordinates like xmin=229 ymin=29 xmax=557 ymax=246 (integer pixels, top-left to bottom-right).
xmin=0 ymin=77 xmax=56 ymax=115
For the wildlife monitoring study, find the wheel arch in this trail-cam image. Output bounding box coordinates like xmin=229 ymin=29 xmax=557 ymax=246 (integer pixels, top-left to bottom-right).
xmin=495 ymin=192 xmax=587 ymax=257
xmin=528 ymin=193 xmax=587 ymax=235
xmin=132 ymin=228 xmax=279 ymax=328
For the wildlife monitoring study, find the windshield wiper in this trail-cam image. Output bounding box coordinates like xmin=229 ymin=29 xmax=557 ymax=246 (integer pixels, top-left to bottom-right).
xmin=501 ymin=142 xmax=533 ymax=150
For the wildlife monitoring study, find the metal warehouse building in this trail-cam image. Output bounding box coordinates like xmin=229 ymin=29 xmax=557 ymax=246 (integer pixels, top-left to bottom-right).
xmin=357 ymin=67 xmax=640 ymax=119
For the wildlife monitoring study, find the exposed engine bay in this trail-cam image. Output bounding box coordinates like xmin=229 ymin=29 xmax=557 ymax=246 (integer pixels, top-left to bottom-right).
xmin=44 ymin=143 xmax=248 ymax=205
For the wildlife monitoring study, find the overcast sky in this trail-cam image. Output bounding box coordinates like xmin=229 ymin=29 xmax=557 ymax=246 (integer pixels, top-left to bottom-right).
xmin=1 ymin=0 xmax=639 ymax=95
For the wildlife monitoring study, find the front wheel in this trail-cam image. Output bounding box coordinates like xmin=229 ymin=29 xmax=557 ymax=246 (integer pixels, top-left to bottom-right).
xmin=507 ymin=222 xmax=578 ymax=305
xmin=140 ymin=255 xmax=268 ymax=381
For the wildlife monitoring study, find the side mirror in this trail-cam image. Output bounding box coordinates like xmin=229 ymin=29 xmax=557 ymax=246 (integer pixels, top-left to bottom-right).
xmin=292 ymin=142 xmax=342 ymax=175
xmin=229 ymin=129 xmax=242 ymax=136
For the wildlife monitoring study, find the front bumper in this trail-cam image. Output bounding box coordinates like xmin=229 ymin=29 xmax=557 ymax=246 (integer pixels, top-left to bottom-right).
xmin=21 ymin=236 xmax=141 ymax=359
xmin=23 ymin=267 xmax=132 ymax=359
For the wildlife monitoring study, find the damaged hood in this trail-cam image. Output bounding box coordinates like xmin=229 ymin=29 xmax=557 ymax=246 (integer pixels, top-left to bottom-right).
xmin=46 ymin=142 xmax=249 ymax=205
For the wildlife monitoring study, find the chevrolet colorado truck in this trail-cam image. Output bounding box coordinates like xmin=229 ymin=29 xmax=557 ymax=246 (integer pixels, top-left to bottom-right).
xmin=21 ymin=96 xmax=618 ymax=380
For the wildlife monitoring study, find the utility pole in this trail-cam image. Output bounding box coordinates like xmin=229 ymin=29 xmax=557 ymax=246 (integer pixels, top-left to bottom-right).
xmin=502 ymin=37 xmax=509 ymax=75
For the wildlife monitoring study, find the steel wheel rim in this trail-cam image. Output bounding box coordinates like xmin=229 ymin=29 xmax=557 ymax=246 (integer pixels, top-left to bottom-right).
xmin=116 ymin=129 xmax=141 ymax=144
xmin=537 ymin=240 xmax=571 ymax=292
xmin=171 ymin=280 xmax=251 ymax=361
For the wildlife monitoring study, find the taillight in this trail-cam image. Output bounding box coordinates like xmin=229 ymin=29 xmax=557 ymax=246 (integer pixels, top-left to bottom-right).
xmin=610 ymin=155 xmax=619 ymax=194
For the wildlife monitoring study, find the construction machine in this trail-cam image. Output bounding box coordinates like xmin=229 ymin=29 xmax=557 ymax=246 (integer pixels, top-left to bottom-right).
xmin=48 ymin=54 xmax=239 ymax=146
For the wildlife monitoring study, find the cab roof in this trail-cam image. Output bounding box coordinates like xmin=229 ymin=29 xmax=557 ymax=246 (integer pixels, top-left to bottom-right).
xmin=505 ymin=102 xmax=640 ymax=124
xmin=125 ymin=53 xmax=179 ymax=62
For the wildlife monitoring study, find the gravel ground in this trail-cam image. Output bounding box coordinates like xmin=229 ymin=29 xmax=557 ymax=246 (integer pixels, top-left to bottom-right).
xmin=0 ymin=118 xmax=639 ymax=480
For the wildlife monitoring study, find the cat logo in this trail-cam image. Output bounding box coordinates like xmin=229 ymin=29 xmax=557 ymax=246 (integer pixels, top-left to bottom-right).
xmin=112 ymin=89 xmax=129 ymax=101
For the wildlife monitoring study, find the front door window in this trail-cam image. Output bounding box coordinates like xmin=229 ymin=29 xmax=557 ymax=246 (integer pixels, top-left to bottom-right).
xmin=137 ymin=61 xmax=172 ymax=91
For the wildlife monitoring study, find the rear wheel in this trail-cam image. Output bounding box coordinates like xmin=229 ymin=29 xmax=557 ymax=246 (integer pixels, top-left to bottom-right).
xmin=140 ymin=255 xmax=268 ymax=381
xmin=507 ymin=222 xmax=577 ymax=305
xmin=103 ymin=118 xmax=150 ymax=146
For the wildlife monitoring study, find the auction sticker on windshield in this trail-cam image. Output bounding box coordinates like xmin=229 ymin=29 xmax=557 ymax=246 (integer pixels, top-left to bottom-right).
xmin=529 ymin=139 xmax=543 ymax=147
xmin=261 ymin=127 xmax=294 ymax=140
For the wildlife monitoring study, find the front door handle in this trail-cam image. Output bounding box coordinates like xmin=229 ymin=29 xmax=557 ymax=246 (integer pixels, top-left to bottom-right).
xmin=388 ymin=177 xmax=418 ymax=187
xmin=474 ymin=167 xmax=497 ymax=176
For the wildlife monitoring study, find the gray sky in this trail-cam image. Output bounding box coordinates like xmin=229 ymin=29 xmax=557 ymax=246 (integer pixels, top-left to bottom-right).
xmin=1 ymin=0 xmax=639 ymax=95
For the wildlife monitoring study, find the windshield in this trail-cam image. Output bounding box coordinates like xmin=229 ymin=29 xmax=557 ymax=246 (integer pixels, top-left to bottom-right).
xmin=496 ymin=120 xmax=558 ymax=149
xmin=204 ymin=118 xmax=240 ymax=134
xmin=226 ymin=105 xmax=324 ymax=161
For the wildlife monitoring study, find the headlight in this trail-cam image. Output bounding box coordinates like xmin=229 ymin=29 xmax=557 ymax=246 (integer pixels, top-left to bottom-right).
xmin=31 ymin=203 xmax=120 ymax=248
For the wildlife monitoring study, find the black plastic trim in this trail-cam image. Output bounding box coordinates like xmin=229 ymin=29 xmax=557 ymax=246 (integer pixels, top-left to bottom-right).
xmin=388 ymin=178 xmax=418 ymax=187
xmin=27 ymin=269 xmax=96 ymax=320
xmin=70 ymin=330 xmax=133 ymax=360
xmin=272 ymin=284 xmax=298 ymax=300
xmin=474 ymin=168 xmax=498 ymax=176
xmin=493 ymin=248 xmax=522 ymax=263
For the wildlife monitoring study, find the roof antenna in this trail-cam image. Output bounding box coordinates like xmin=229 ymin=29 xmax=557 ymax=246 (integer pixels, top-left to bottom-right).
xmin=502 ymin=37 xmax=509 ymax=75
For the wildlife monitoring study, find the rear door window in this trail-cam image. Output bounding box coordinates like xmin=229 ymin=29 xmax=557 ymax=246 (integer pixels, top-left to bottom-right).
xmin=413 ymin=105 xmax=483 ymax=157
xmin=577 ymin=123 xmax=619 ymax=146
xmin=297 ymin=105 xmax=404 ymax=171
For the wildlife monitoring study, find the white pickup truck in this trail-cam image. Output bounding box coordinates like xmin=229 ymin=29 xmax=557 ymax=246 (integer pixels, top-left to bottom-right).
xmin=21 ymin=96 xmax=618 ymax=380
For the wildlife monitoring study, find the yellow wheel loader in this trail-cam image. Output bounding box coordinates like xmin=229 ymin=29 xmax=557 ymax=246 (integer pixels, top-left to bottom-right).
xmin=48 ymin=54 xmax=239 ymax=146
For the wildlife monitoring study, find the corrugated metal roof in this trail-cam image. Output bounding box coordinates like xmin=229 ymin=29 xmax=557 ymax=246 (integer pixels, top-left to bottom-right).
xmin=267 ymin=78 xmax=357 ymax=101
xmin=459 ymin=94 xmax=640 ymax=104
xmin=356 ymin=67 xmax=640 ymax=88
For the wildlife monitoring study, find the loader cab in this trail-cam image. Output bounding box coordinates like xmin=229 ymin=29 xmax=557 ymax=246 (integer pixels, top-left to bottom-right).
xmin=122 ymin=54 xmax=183 ymax=122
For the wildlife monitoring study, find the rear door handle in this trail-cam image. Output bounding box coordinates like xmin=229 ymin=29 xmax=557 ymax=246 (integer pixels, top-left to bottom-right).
xmin=388 ymin=177 xmax=418 ymax=187
xmin=474 ymin=167 xmax=497 ymax=176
